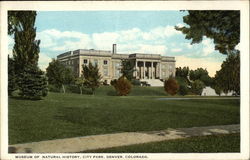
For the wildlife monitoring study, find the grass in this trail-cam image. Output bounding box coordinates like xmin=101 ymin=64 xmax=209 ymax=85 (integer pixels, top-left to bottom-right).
xmin=9 ymin=86 xmax=240 ymax=145
xmin=82 ymin=133 xmax=240 ymax=153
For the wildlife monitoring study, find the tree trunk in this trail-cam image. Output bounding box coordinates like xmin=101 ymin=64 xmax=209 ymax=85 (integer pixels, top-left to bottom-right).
xmin=62 ymin=84 xmax=65 ymax=94
xmin=80 ymin=86 xmax=82 ymax=95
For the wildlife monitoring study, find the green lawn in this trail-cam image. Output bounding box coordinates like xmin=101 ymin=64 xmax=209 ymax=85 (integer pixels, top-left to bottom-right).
xmin=83 ymin=133 xmax=240 ymax=153
xmin=9 ymin=86 xmax=240 ymax=144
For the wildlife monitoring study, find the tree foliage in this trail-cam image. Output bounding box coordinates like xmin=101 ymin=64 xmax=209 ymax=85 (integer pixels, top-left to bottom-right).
xmin=164 ymin=77 xmax=179 ymax=96
xmin=113 ymin=76 xmax=132 ymax=96
xmin=8 ymin=56 xmax=17 ymax=96
xmin=82 ymin=62 xmax=101 ymax=94
xmin=46 ymin=59 xmax=75 ymax=93
xmin=10 ymin=11 xmax=40 ymax=70
xmin=75 ymin=77 xmax=85 ymax=95
xmin=191 ymin=80 xmax=205 ymax=95
xmin=121 ymin=59 xmax=135 ymax=81
xmin=214 ymin=53 xmax=240 ymax=95
xmin=18 ymin=64 xmax=48 ymax=99
xmin=189 ymin=68 xmax=213 ymax=86
xmin=179 ymin=84 xmax=188 ymax=96
xmin=176 ymin=66 xmax=190 ymax=79
xmin=176 ymin=11 xmax=240 ymax=55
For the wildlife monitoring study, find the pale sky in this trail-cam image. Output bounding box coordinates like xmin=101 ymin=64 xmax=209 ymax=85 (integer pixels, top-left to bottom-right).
xmin=8 ymin=11 xmax=228 ymax=77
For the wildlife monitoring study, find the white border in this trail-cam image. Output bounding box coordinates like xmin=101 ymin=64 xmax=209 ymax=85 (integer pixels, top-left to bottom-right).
xmin=0 ymin=1 xmax=249 ymax=160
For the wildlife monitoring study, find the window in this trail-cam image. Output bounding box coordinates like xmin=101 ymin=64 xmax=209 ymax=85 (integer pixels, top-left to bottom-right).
xmin=104 ymin=60 xmax=108 ymax=65
xmin=83 ymin=59 xmax=88 ymax=64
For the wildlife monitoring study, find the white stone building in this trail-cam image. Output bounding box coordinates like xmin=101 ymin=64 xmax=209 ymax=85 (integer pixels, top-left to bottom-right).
xmin=57 ymin=44 xmax=176 ymax=84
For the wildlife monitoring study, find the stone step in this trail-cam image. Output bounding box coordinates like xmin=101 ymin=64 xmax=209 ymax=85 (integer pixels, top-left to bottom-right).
xmin=141 ymin=79 xmax=164 ymax=87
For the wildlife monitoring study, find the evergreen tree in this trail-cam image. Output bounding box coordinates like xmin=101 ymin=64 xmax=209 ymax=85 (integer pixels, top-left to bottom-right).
xmin=46 ymin=59 xmax=75 ymax=93
xmin=8 ymin=56 xmax=17 ymax=96
xmin=176 ymin=11 xmax=240 ymax=55
xmin=121 ymin=59 xmax=135 ymax=81
xmin=82 ymin=62 xmax=101 ymax=94
xmin=18 ymin=64 xmax=48 ymax=100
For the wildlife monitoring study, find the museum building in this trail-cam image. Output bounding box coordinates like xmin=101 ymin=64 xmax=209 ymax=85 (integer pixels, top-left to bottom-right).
xmin=57 ymin=44 xmax=176 ymax=84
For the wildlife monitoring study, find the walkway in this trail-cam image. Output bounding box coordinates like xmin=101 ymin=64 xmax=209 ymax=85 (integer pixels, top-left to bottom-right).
xmin=9 ymin=124 xmax=240 ymax=153
xmin=157 ymin=97 xmax=240 ymax=100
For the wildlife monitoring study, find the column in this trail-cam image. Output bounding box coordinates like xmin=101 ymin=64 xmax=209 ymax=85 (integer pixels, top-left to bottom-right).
xmin=151 ymin=62 xmax=153 ymax=79
xmin=143 ymin=61 xmax=145 ymax=79
xmin=156 ymin=63 xmax=158 ymax=78
xmin=135 ymin=60 xmax=138 ymax=79
xmin=159 ymin=62 xmax=162 ymax=79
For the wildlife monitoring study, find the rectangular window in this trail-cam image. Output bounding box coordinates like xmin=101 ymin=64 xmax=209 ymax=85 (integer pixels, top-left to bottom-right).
xmin=104 ymin=60 xmax=108 ymax=65
xmin=83 ymin=59 xmax=88 ymax=64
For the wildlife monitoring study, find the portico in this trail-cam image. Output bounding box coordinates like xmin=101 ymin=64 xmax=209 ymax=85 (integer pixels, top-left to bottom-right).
xmin=134 ymin=61 xmax=161 ymax=79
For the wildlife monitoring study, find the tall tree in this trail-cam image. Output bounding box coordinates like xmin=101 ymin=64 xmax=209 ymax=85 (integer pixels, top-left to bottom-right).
xmin=82 ymin=62 xmax=101 ymax=94
xmin=8 ymin=56 xmax=17 ymax=96
xmin=10 ymin=11 xmax=40 ymax=70
xmin=8 ymin=11 xmax=48 ymax=99
xmin=214 ymin=54 xmax=240 ymax=95
xmin=46 ymin=59 xmax=75 ymax=93
xmin=175 ymin=11 xmax=240 ymax=55
xmin=121 ymin=59 xmax=135 ymax=81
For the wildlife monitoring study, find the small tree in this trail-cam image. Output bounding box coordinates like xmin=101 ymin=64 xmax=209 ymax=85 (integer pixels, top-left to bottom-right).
xmin=8 ymin=56 xmax=17 ymax=96
xmin=113 ymin=76 xmax=132 ymax=96
xmin=191 ymin=80 xmax=205 ymax=95
xmin=46 ymin=59 xmax=75 ymax=93
xmin=18 ymin=64 xmax=48 ymax=99
xmin=164 ymin=77 xmax=179 ymax=96
xmin=75 ymin=77 xmax=85 ymax=95
xmin=82 ymin=62 xmax=101 ymax=94
xmin=121 ymin=59 xmax=135 ymax=81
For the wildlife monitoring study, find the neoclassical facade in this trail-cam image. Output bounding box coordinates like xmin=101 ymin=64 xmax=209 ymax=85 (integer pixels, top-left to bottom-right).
xmin=57 ymin=44 xmax=176 ymax=83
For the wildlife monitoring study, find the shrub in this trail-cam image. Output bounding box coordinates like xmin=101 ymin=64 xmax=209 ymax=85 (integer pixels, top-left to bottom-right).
xmin=110 ymin=79 xmax=117 ymax=86
xmin=66 ymin=85 xmax=80 ymax=94
xmin=179 ymin=84 xmax=188 ymax=96
xmin=114 ymin=76 xmax=132 ymax=96
xmin=164 ymin=77 xmax=179 ymax=96
xmin=131 ymin=79 xmax=141 ymax=86
xmin=48 ymin=84 xmax=61 ymax=93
